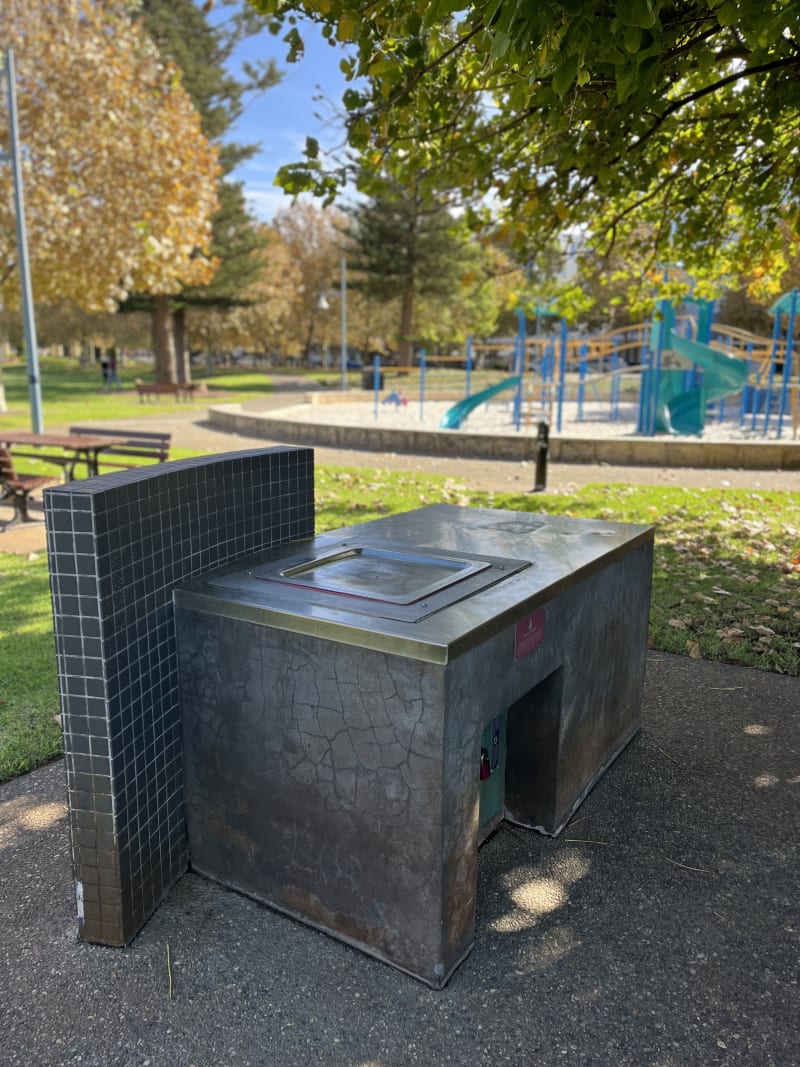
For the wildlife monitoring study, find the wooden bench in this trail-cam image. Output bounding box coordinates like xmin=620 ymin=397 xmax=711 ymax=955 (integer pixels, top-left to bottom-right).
xmin=135 ymin=379 xmax=196 ymax=403
xmin=0 ymin=445 xmax=54 ymax=530
xmin=68 ymin=426 xmax=171 ymax=470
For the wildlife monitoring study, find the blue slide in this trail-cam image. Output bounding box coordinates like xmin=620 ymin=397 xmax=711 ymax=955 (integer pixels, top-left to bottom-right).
xmin=440 ymin=376 xmax=520 ymax=429
xmin=651 ymin=333 xmax=749 ymax=435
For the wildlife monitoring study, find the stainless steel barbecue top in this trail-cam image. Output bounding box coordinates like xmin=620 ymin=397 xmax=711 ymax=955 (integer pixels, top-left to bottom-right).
xmin=252 ymin=543 xmax=490 ymax=604
xmin=174 ymin=505 xmax=654 ymax=662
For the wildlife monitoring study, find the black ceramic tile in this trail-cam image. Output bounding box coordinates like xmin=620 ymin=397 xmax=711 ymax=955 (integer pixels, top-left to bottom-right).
xmin=44 ymin=447 xmax=314 ymax=946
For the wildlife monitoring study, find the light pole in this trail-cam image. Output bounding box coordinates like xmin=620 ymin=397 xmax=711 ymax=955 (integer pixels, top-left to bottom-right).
xmin=319 ymin=257 xmax=349 ymax=390
xmin=1 ymin=49 xmax=44 ymax=432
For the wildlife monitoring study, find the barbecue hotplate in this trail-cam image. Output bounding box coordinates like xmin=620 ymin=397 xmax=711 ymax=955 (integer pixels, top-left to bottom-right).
xmin=208 ymin=540 xmax=531 ymax=623
xmin=253 ymin=544 xmax=491 ymax=604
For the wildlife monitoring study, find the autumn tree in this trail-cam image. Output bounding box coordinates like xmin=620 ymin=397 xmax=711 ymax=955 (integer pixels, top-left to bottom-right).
xmin=192 ymin=226 xmax=303 ymax=362
xmin=272 ymin=201 xmax=347 ymax=360
xmin=0 ymin=0 xmax=220 ymax=380
xmin=129 ymin=0 xmax=281 ymax=382
xmin=250 ymin=1 xmax=800 ymax=306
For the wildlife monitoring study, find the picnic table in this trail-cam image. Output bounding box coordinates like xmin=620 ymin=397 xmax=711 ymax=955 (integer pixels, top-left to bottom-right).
xmin=0 ymin=431 xmax=130 ymax=481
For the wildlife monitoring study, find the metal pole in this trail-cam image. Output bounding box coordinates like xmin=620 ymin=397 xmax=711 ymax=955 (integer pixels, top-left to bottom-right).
xmin=763 ymin=308 xmax=782 ymax=435
xmin=340 ymin=257 xmax=347 ymax=391
xmin=3 ymin=49 xmax=44 ymax=432
xmin=514 ymin=309 xmax=525 ymax=430
xmin=776 ymin=287 xmax=797 ymax=440
xmin=532 ymin=421 xmax=549 ymax=492
xmin=556 ymin=318 xmax=568 ymax=433
xmin=419 ymin=350 xmax=426 ymax=422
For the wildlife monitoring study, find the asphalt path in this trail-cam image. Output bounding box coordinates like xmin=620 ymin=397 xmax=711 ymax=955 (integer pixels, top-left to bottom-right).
xmin=1 ymin=653 xmax=798 ymax=1065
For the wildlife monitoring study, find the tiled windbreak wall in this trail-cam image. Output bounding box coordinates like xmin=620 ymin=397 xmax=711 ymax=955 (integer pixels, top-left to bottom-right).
xmin=43 ymin=447 xmax=314 ymax=945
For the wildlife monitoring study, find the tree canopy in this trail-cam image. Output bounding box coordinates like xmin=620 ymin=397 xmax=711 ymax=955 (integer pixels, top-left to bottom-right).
xmin=249 ymin=0 xmax=800 ymax=303
xmin=0 ymin=0 xmax=220 ymax=312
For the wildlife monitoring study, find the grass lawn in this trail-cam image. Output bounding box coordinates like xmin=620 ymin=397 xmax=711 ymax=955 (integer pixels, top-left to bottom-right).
xmin=0 ymin=357 xmax=275 ymax=435
xmin=1 ymin=463 xmax=798 ymax=784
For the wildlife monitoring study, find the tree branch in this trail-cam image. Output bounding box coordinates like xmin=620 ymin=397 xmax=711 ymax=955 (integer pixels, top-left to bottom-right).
xmin=630 ymin=54 xmax=800 ymax=157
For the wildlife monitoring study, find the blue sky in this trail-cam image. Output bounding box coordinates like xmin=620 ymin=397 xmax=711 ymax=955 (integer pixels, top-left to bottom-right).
xmin=208 ymin=6 xmax=352 ymax=221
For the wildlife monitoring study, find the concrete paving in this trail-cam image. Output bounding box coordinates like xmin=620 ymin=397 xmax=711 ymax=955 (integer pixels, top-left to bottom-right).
xmin=1 ymin=653 xmax=798 ymax=1066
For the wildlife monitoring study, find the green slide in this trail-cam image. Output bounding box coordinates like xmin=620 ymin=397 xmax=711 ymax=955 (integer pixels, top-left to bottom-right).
xmin=653 ymin=333 xmax=749 ymax=435
xmin=441 ymin=376 xmax=520 ymax=429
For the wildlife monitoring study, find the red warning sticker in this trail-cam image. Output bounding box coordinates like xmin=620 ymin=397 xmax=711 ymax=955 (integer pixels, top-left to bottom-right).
xmin=514 ymin=608 xmax=546 ymax=661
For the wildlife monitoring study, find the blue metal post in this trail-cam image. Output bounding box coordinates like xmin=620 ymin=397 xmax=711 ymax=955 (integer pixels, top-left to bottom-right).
xmin=763 ymin=311 xmax=783 ymax=435
xmin=776 ymin=288 xmax=797 ymax=439
xmin=465 ymin=336 xmax=473 ymax=398
xmin=611 ymin=345 xmax=620 ymax=421
xmin=513 ymin=309 xmax=525 ymax=430
xmin=2 ymin=49 xmax=44 ymax=432
xmin=577 ymin=343 xmax=587 ymax=422
xmin=556 ymin=318 xmax=568 ymax=434
xmin=740 ymin=342 xmax=754 ymax=427
xmin=373 ymin=355 xmax=380 ymax=420
xmin=751 ymin=356 xmax=764 ymax=432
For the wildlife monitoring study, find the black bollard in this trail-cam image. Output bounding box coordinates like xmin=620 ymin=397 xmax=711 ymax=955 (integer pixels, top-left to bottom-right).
xmin=533 ymin=420 xmax=549 ymax=492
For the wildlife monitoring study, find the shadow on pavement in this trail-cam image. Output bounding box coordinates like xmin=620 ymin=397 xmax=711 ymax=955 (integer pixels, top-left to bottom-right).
xmin=1 ymin=654 xmax=798 ymax=1066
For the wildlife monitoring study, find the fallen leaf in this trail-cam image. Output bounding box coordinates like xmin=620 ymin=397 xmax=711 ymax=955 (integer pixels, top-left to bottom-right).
xmin=668 ymin=618 xmax=688 ymax=629
xmin=711 ymin=587 xmax=732 ymax=596
xmin=687 ymin=641 xmax=702 ymax=659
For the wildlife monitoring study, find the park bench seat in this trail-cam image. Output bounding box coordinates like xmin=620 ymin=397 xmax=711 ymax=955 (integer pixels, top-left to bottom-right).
xmin=0 ymin=444 xmax=54 ymax=530
xmin=135 ymin=379 xmax=196 ymax=402
xmin=68 ymin=426 xmax=171 ymax=470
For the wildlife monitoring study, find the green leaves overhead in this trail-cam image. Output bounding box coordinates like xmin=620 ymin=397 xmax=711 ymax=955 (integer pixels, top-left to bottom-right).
xmin=248 ymin=0 xmax=800 ymax=300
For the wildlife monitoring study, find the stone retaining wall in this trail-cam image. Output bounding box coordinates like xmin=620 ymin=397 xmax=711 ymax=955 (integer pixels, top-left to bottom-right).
xmin=209 ymin=402 xmax=800 ymax=470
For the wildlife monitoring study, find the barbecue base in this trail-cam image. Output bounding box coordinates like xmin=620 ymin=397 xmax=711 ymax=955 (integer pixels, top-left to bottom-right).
xmin=175 ymin=505 xmax=654 ymax=987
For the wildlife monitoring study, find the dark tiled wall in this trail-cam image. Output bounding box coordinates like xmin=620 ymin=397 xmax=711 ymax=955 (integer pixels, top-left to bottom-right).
xmin=44 ymin=448 xmax=314 ymax=945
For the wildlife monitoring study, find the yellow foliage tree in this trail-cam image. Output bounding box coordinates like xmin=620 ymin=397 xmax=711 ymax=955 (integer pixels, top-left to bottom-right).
xmin=0 ymin=0 xmax=220 ymax=378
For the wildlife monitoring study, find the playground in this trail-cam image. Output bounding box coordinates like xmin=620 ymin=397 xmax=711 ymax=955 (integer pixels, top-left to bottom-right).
xmin=303 ymin=291 xmax=800 ymax=444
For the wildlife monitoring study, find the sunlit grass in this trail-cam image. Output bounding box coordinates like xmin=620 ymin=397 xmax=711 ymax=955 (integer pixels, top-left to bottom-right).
xmin=0 ymin=357 xmax=274 ymax=435
xmin=316 ymin=471 xmax=800 ymax=676
xmin=0 ymin=553 xmax=62 ymax=782
xmin=2 ymin=465 xmax=798 ymax=783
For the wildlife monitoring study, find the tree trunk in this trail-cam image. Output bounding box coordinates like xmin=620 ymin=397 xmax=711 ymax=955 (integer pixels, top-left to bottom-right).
xmin=152 ymin=294 xmax=178 ymax=384
xmin=173 ymin=306 xmax=192 ymax=385
xmin=304 ymin=314 xmax=316 ymax=362
xmin=398 ymin=289 xmax=414 ymax=363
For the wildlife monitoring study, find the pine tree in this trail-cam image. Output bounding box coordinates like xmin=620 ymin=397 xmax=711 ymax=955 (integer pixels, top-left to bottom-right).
xmin=345 ymin=181 xmax=469 ymax=363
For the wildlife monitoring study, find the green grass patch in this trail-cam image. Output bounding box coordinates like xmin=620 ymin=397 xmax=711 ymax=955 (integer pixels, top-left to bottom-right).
xmin=0 ymin=357 xmax=274 ymax=435
xmin=0 ymin=554 xmax=62 ymax=782
xmin=317 ymin=471 xmax=800 ymax=676
xmin=2 ymin=469 xmax=798 ymax=783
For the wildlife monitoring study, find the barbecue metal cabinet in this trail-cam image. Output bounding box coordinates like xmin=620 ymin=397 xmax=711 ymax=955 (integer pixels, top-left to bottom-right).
xmin=174 ymin=505 xmax=654 ymax=987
